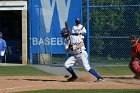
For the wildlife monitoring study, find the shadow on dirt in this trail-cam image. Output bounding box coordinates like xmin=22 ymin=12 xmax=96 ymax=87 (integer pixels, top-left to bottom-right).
xmin=23 ymin=79 xmax=67 ymax=82
xmin=103 ymin=76 xmax=133 ymax=79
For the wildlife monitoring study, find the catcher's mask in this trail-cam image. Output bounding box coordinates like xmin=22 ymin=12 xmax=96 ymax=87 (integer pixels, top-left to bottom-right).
xmin=75 ymin=18 xmax=80 ymax=25
xmin=60 ymin=28 xmax=69 ymax=38
xmin=130 ymin=35 xmax=139 ymax=46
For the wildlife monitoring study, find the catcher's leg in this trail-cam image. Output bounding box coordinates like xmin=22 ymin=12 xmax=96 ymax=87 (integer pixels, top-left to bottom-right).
xmin=132 ymin=61 xmax=140 ymax=73
xmin=129 ymin=61 xmax=140 ymax=77
xmin=129 ymin=62 xmax=137 ymax=75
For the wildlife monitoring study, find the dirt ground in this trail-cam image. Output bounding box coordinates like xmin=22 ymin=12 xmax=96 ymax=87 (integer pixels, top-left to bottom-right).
xmin=0 ymin=73 xmax=140 ymax=93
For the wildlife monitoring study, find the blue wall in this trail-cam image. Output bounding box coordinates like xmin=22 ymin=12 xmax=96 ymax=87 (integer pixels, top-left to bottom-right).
xmin=29 ymin=0 xmax=82 ymax=54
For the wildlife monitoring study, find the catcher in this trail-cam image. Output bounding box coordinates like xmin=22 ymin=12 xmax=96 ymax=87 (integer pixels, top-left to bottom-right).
xmin=129 ymin=35 xmax=140 ymax=79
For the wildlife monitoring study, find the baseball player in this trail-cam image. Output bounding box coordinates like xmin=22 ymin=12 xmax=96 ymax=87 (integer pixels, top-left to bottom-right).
xmin=61 ymin=28 xmax=104 ymax=82
xmin=129 ymin=35 xmax=140 ymax=79
xmin=0 ymin=32 xmax=7 ymax=63
xmin=72 ymin=18 xmax=86 ymax=39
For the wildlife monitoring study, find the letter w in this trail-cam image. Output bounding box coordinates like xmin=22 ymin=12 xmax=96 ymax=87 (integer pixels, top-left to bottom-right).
xmin=56 ymin=0 xmax=71 ymax=29
xmin=40 ymin=0 xmax=55 ymax=33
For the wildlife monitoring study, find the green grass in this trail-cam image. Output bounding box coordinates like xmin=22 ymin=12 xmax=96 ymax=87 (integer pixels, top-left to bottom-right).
xmin=51 ymin=55 xmax=131 ymax=65
xmin=90 ymin=56 xmax=130 ymax=65
xmin=75 ymin=66 xmax=133 ymax=76
xmin=0 ymin=66 xmax=54 ymax=76
xmin=0 ymin=66 xmax=132 ymax=76
xmin=0 ymin=66 xmax=136 ymax=93
xmin=18 ymin=89 xmax=140 ymax=93
xmin=94 ymin=66 xmax=132 ymax=75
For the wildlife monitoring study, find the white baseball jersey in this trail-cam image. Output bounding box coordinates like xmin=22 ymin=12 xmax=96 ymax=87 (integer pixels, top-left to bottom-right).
xmin=64 ymin=35 xmax=85 ymax=54
xmin=64 ymin=35 xmax=91 ymax=71
xmin=72 ymin=24 xmax=86 ymax=39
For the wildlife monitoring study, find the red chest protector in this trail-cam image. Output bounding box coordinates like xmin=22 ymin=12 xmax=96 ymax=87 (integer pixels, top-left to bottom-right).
xmin=131 ymin=43 xmax=140 ymax=59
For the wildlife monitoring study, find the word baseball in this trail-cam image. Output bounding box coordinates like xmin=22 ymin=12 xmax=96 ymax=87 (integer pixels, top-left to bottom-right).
xmin=32 ymin=37 xmax=63 ymax=45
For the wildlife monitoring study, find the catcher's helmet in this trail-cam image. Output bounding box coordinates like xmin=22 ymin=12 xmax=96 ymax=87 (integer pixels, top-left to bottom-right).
xmin=130 ymin=35 xmax=139 ymax=39
xmin=60 ymin=28 xmax=69 ymax=38
xmin=130 ymin=35 xmax=140 ymax=46
xmin=75 ymin=18 xmax=80 ymax=25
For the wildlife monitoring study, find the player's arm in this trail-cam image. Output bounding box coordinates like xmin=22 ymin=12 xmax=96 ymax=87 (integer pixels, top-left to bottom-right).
xmin=73 ymin=37 xmax=84 ymax=50
xmin=77 ymin=37 xmax=84 ymax=48
xmin=72 ymin=27 xmax=75 ymax=34
xmin=0 ymin=41 xmax=7 ymax=56
xmin=136 ymin=44 xmax=140 ymax=60
xmin=72 ymin=42 xmax=84 ymax=50
xmin=80 ymin=26 xmax=86 ymax=34
xmin=130 ymin=48 xmax=139 ymax=62
xmin=2 ymin=41 xmax=7 ymax=51
xmin=66 ymin=42 xmax=84 ymax=52
xmin=136 ymin=44 xmax=140 ymax=53
xmin=77 ymin=42 xmax=84 ymax=48
xmin=64 ymin=39 xmax=72 ymax=53
xmin=131 ymin=55 xmax=136 ymax=62
xmin=66 ymin=45 xmax=72 ymax=53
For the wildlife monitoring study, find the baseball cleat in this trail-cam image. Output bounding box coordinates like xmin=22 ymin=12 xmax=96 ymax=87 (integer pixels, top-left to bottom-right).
xmin=133 ymin=75 xmax=140 ymax=79
xmin=67 ymin=76 xmax=78 ymax=82
xmin=95 ymin=78 xmax=104 ymax=82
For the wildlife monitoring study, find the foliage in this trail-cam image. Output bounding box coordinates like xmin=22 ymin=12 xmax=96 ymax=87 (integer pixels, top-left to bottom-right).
xmin=82 ymin=0 xmax=140 ymax=57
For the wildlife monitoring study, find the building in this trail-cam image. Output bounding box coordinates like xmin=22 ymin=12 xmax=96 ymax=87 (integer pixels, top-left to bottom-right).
xmin=0 ymin=1 xmax=27 ymax=64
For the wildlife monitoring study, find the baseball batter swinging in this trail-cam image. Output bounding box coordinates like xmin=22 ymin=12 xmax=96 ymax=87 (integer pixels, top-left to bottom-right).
xmin=61 ymin=28 xmax=104 ymax=82
xmin=129 ymin=35 xmax=140 ymax=79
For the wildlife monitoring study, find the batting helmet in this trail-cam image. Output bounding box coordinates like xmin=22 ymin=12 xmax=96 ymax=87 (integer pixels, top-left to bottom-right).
xmin=60 ymin=28 xmax=69 ymax=38
xmin=75 ymin=18 xmax=80 ymax=25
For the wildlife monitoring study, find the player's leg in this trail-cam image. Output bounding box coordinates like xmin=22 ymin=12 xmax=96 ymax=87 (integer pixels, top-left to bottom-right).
xmin=79 ymin=51 xmax=104 ymax=82
xmin=130 ymin=60 xmax=140 ymax=79
xmin=64 ymin=56 xmax=78 ymax=81
xmin=129 ymin=62 xmax=137 ymax=75
xmin=0 ymin=56 xmax=3 ymax=63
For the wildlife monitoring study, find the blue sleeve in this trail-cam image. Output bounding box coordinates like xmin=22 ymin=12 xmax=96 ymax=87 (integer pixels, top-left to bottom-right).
xmin=2 ymin=40 xmax=7 ymax=51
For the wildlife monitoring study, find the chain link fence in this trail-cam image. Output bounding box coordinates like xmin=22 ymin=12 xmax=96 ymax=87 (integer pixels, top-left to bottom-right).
xmin=30 ymin=0 xmax=140 ymax=66
xmin=82 ymin=0 xmax=140 ymax=66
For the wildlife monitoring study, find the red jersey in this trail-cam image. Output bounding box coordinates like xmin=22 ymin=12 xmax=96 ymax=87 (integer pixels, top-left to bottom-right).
xmin=131 ymin=43 xmax=140 ymax=60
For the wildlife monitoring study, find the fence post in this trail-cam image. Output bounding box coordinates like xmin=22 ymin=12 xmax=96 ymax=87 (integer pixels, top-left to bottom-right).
xmin=86 ymin=0 xmax=90 ymax=64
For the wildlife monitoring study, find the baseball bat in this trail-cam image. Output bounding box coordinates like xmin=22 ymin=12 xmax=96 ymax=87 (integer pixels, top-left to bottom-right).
xmin=65 ymin=22 xmax=72 ymax=59
xmin=82 ymin=17 xmax=91 ymax=30
xmin=65 ymin=21 xmax=72 ymax=45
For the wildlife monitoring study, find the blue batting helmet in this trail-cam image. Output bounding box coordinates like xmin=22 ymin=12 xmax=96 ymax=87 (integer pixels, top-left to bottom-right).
xmin=60 ymin=28 xmax=70 ymax=38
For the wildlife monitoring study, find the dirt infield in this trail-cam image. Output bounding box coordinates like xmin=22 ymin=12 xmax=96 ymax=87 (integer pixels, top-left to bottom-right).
xmin=0 ymin=73 xmax=140 ymax=93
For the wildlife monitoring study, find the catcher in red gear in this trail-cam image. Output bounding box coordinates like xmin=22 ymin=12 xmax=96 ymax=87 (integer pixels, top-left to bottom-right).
xmin=129 ymin=35 xmax=140 ymax=79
